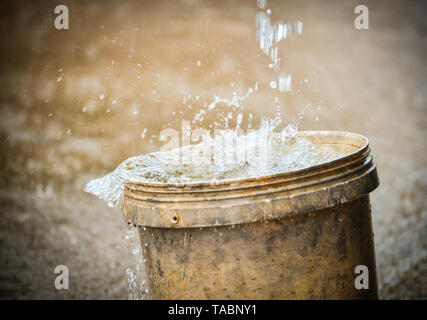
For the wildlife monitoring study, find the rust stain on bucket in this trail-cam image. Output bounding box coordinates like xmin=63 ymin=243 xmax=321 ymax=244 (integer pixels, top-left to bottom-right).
xmin=123 ymin=131 xmax=380 ymax=299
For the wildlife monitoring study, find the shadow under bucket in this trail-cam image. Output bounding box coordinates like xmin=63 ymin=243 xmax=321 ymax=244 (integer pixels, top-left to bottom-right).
xmin=123 ymin=131 xmax=379 ymax=299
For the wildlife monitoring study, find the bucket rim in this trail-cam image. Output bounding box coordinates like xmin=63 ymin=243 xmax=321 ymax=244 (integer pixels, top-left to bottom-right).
xmin=123 ymin=130 xmax=379 ymax=228
xmin=124 ymin=130 xmax=369 ymax=190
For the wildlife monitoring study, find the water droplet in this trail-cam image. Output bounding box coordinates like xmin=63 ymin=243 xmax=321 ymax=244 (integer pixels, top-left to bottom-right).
xmin=141 ymin=128 xmax=147 ymax=139
xmin=278 ymin=74 xmax=292 ymax=92
xmin=270 ymin=81 xmax=277 ymax=89
xmin=237 ymin=113 xmax=243 ymax=126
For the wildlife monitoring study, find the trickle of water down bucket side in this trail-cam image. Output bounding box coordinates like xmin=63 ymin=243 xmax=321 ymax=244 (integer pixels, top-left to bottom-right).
xmin=123 ymin=131 xmax=380 ymax=299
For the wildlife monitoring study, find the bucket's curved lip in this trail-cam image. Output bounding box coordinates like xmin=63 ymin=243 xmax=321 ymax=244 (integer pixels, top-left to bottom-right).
xmin=124 ymin=131 xmax=369 ymax=190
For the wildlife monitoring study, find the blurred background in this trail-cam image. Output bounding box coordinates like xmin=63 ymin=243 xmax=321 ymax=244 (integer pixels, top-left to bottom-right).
xmin=0 ymin=0 xmax=426 ymax=299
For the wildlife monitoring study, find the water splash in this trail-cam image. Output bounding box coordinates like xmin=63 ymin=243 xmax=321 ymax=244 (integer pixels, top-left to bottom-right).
xmin=85 ymin=0 xmax=315 ymax=216
xmin=207 ymin=86 xmax=256 ymax=112
xmin=85 ymin=121 xmax=344 ymax=207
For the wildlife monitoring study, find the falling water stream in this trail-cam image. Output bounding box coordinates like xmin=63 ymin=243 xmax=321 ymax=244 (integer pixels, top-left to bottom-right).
xmin=122 ymin=226 xmax=149 ymax=300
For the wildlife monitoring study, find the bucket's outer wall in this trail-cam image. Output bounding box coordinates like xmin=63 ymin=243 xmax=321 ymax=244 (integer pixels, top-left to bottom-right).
xmin=139 ymin=195 xmax=378 ymax=300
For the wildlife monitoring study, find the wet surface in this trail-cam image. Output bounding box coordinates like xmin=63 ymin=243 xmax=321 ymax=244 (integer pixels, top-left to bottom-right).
xmin=0 ymin=0 xmax=426 ymax=299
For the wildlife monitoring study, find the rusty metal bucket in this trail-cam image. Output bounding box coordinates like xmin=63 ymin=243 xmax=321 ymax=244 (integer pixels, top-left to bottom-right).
xmin=123 ymin=131 xmax=379 ymax=299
